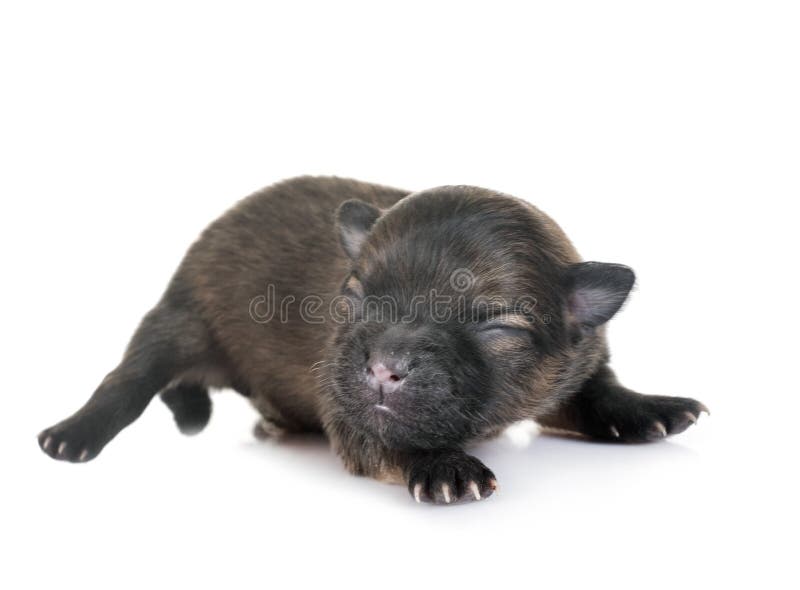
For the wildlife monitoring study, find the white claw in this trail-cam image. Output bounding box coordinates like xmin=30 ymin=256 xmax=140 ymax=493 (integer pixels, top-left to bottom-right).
xmin=442 ymin=484 xmax=451 ymax=504
xmin=654 ymin=421 xmax=667 ymax=437
xmin=57 ymin=441 xmax=67 ymax=456
xmin=684 ymin=411 xmax=697 ymax=424
xmin=79 ymin=449 xmax=89 ymax=461
xmin=413 ymin=483 xmax=422 ymax=503
xmin=469 ymin=481 xmax=481 ymax=501
xmin=610 ymin=425 xmax=620 ymax=438
xmin=42 ymin=436 xmax=52 ymax=451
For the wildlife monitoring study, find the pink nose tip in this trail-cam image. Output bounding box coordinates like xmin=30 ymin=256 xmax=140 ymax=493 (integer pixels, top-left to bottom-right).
xmin=367 ymin=361 xmax=406 ymax=394
xmin=370 ymin=362 xmax=400 ymax=383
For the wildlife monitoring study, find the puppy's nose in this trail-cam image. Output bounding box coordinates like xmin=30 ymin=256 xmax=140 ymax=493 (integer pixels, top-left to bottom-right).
xmin=367 ymin=360 xmax=407 ymax=394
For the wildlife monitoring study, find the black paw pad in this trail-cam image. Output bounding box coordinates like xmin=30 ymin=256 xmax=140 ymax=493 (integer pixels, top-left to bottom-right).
xmin=407 ymin=451 xmax=497 ymax=505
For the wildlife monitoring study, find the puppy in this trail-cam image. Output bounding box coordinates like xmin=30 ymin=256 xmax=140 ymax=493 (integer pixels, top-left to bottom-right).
xmin=38 ymin=176 xmax=707 ymax=504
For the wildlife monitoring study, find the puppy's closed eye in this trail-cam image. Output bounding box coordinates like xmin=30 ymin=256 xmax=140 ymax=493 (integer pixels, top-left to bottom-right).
xmin=473 ymin=315 xmax=535 ymax=351
xmin=475 ymin=313 xmax=534 ymax=335
xmin=479 ymin=325 xmax=531 ymax=338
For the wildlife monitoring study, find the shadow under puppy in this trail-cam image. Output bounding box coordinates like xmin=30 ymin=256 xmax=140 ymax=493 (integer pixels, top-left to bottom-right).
xmin=38 ymin=176 xmax=708 ymax=504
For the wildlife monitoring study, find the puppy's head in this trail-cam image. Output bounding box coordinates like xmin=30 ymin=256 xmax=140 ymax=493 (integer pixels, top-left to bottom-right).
xmin=331 ymin=187 xmax=635 ymax=450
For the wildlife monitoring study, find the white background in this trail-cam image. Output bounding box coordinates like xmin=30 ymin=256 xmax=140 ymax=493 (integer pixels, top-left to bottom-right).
xmin=1 ymin=1 xmax=798 ymax=589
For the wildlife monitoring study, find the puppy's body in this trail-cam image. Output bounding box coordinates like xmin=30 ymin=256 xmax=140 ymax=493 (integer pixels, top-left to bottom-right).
xmin=39 ymin=176 xmax=706 ymax=503
xmin=174 ymin=176 xmax=408 ymax=432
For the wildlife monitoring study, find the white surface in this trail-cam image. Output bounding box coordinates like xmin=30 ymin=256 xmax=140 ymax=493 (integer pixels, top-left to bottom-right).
xmin=1 ymin=2 xmax=798 ymax=589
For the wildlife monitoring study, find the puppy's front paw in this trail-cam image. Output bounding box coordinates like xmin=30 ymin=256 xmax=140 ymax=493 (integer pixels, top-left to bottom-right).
xmin=592 ymin=394 xmax=709 ymax=443
xmin=38 ymin=415 xmax=107 ymax=463
xmin=406 ymin=451 xmax=497 ymax=505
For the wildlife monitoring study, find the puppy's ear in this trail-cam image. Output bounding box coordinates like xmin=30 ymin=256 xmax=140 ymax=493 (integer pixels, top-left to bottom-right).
xmin=336 ymin=200 xmax=382 ymax=260
xmin=565 ymin=262 xmax=636 ymax=329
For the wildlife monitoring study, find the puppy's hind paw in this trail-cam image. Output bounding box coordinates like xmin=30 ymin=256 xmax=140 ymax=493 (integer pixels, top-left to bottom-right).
xmin=160 ymin=384 xmax=212 ymax=435
xmin=252 ymin=418 xmax=288 ymax=440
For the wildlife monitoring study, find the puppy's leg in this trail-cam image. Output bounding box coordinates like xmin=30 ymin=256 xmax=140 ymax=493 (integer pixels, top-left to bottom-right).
xmin=38 ymin=303 xmax=215 ymax=462
xmin=538 ymin=365 xmax=709 ymax=442
xmin=325 ymin=417 xmax=497 ymax=504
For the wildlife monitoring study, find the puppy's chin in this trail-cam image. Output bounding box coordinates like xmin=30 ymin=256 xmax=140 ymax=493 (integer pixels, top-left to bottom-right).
xmin=369 ymin=410 xmax=415 ymax=449
xmin=372 ymin=416 xmax=432 ymax=450
xmin=364 ymin=403 xmax=455 ymax=451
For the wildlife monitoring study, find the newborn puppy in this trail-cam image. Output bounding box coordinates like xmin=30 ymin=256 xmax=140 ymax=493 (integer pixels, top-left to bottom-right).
xmin=38 ymin=176 xmax=707 ymax=504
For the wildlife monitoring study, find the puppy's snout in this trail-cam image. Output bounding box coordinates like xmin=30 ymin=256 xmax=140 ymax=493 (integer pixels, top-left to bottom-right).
xmin=367 ymin=359 xmax=407 ymax=394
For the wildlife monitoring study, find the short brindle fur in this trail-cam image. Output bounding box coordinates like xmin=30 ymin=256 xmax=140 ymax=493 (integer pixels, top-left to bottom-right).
xmin=38 ymin=176 xmax=707 ymax=504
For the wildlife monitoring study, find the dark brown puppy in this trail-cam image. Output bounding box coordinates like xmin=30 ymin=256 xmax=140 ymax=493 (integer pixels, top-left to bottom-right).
xmin=38 ymin=176 xmax=707 ymax=504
